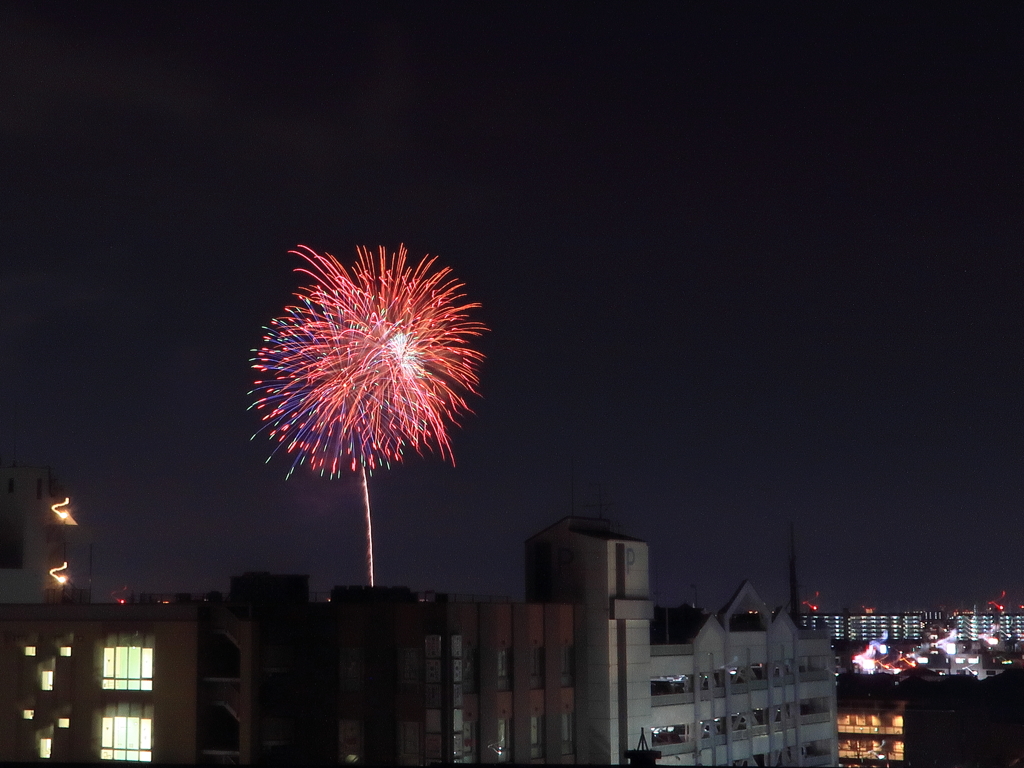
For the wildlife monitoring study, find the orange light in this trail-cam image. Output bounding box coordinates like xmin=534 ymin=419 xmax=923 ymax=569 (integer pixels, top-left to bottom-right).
xmin=51 ymin=497 xmax=70 ymax=520
xmin=48 ymin=562 xmax=69 ymax=584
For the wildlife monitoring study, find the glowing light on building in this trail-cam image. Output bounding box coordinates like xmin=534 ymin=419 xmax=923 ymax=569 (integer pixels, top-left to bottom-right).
xmin=51 ymin=497 xmax=70 ymax=519
xmin=49 ymin=562 xmax=69 ymax=585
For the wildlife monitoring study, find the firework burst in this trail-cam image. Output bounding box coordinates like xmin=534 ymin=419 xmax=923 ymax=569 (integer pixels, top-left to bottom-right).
xmin=251 ymin=245 xmax=486 ymax=583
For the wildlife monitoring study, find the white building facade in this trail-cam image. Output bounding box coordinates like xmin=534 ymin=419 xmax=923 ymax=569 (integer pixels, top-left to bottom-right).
xmin=526 ymin=517 xmax=838 ymax=766
xmin=648 ymin=582 xmax=837 ymax=767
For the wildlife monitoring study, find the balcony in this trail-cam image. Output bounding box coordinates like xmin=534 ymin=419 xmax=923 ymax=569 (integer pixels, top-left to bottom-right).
xmin=656 ymin=741 xmax=696 ymax=756
xmin=206 ymin=679 xmax=242 ymax=721
xmin=801 ymin=712 xmax=832 ymax=726
xmin=804 ymin=755 xmax=834 ymax=767
xmin=651 ymin=692 xmax=694 ymax=706
xmin=650 ymin=644 xmax=694 ymax=657
xmin=800 ymin=669 xmax=833 ymax=682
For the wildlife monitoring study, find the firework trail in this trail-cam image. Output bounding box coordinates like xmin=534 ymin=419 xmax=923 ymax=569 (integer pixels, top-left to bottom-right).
xmin=251 ymin=245 xmax=486 ymax=584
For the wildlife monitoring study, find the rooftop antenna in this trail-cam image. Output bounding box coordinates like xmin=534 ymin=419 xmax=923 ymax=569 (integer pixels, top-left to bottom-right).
xmin=570 ymin=458 xmax=576 ymax=516
xmin=582 ymin=483 xmax=611 ymax=520
xmin=788 ymin=522 xmax=800 ymax=625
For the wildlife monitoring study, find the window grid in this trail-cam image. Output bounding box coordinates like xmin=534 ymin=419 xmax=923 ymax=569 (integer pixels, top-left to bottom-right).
xmin=102 ymin=647 xmax=153 ymax=691
xmin=100 ymin=716 xmax=152 ymax=762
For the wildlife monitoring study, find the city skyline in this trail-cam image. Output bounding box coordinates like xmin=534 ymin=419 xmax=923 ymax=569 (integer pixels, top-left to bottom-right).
xmin=1 ymin=4 xmax=1022 ymax=612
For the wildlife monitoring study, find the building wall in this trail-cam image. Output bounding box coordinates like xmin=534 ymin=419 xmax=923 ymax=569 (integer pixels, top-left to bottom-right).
xmin=330 ymin=596 xmax=576 ymax=765
xmin=648 ymin=585 xmax=838 ymax=767
xmin=0 ymin=466 xmax=67 ymax=603
xmin=525 ymin=517 xmax=653 ymax=765
xmin=0 ymin=604 xmax=199 ymax=763
xmin=0 ymin=516 xmax=836 ymax=766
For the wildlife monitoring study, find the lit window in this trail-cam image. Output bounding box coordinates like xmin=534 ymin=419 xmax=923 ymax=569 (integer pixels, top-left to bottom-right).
xmin=23 ymin=709 xmax=34 ymax=719
xmin=58 ymin=718 xmax=70 ymax=728
xmin=496 ymin=718 xmax=511 ymax=763
xmin=40 ymin=737 xmax=52 ymax=759
xmin=100 ymin=716 xmax=152 ymax=762
xmin=25 ymin=646 xmax=37 ymax=656
xmin=102 ymin=647 xmax=153 ymax=690
xmin=41 ymin=670 xmax=54 ymax=690
xmin=60 ymin=646 xmax=72 ymax=657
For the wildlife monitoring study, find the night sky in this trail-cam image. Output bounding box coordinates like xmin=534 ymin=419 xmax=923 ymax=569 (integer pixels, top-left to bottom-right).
xmin=2 ymin=3 xmax=1022 ymax=613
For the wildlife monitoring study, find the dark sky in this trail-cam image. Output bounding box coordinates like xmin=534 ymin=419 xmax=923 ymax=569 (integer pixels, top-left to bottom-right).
xmin=2 ymin=3 xmax=1022 ymax=613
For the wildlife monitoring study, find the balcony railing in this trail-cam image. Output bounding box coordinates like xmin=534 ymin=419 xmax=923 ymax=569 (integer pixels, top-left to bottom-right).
xmin=800 ymin=669 xmax=834 ymax=682
xmin=651 ymin=692 xmax=694 ymax=706
xmin=801 ymin=712 xmax=832 ymax=726
xmin=206 ymin=679 xmax=242 ymax=721
xmin=804 ymin=755 xmax=834 ymax=767
xmin=656 ymin=742 xmax=696 ymax=755
xmin=650 ymin=644 xmax=694 ymax=656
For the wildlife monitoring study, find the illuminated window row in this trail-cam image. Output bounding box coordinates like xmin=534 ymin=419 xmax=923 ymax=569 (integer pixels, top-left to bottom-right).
xmin=101 ymin=716 xmax=153 ymax=762
xmin=23 ymin=711 xmax=70 ymax=728
xmin=838 ymin=725 xmax=902 ymax=735
xmin=839 ymin=746 xmax=905 ymax=759
xmin=837 ymin=714 xmax=903 ymax=728
xmin=24 ymin=645 xmax=72 ymax=656
xmin=103 ymin=647 xmax=153 ymax=690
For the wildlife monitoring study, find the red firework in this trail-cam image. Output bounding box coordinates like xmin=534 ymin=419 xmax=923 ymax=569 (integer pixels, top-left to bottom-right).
xmin=252 ymin=244 xmax=486 ymax=477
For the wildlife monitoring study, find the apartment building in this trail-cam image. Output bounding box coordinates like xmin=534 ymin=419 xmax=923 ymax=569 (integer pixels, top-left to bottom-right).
xmin=525 ymin=517 xmax=839 ymax=767
xmin=646 ymin=582 xmax=837 ymax=767
xmin=1 ymin=500 xmax=837 ymax=765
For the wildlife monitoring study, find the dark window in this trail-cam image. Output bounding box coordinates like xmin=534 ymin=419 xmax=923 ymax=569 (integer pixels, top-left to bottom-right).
xmin=340 ymin=648 xmax=363 ymax=692
xmin=560 ymin=645 xmax=574 ymax=687
xmin=36 ymin=479 xmax=42 ymax=499
xmin=530 ymin=647 xmax=544 ymax=689
xmin=6 ymin=479 xmax=12 ymax=493
xmin=497 ymin=648 xmax=511 ymax=691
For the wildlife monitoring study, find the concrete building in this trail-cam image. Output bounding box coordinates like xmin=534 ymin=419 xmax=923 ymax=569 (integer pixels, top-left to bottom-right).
xmin=0 ymin=465 xmax=87 ymax=604
xmin=837 ymin=671 xmax=1024 ymax=768
xmin=526 ymin=517 xmax=838 ymax=767
xmin=0 ymin=602 xmax=206 ymax=763
xmin=525 ymin=516 xmax=654 ymax=764
xmin=0 ymin=579 xmax=577 ymax=765
xmin=646 ymin=583 xmax=837 ymax=767
xmin=1 ymin=513 xmax=838 ymax=765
